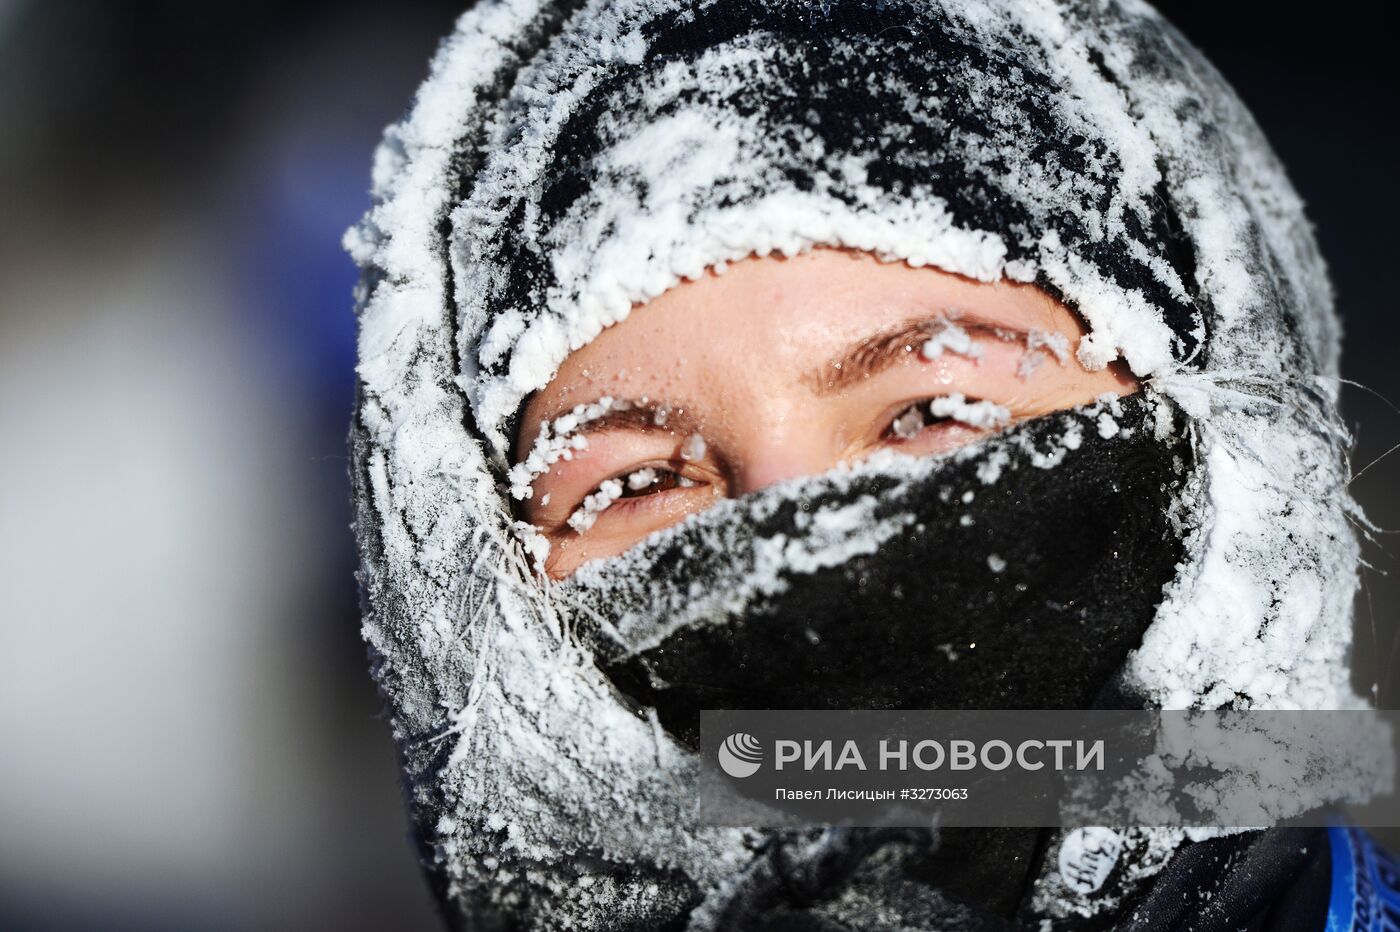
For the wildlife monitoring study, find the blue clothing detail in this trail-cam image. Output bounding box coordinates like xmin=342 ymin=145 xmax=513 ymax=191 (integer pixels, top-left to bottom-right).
xmin=1326 ymin=826 xmax=1400 ymax=931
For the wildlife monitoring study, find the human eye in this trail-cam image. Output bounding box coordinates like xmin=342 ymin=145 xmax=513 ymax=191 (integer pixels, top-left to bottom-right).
xmin=563 ymin=463 xmax=709 ymax=534
xmin=878 ymin=394 xmax=1012 ymax=452
xmin=883 ymin=402 xmax=944 ymax=443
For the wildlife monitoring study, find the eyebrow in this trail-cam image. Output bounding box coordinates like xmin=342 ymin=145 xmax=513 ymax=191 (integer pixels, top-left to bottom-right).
xmin=540 ymin=401 xmax=704 ymax=443
xmin=520 ymin=312 xmax=1035 ymax=457
xmin=805 ymin=313 xmax=1032 ymax=397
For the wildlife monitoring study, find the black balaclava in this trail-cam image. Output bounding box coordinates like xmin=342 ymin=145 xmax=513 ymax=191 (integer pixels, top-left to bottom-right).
xmin=346 ymin=0 xmax=1365 ymax=928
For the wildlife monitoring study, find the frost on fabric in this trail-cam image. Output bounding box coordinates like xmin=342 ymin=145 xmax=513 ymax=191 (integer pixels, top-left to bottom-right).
xmin=1069 ymin=713 xmax=1394 ymax=831
xmin=345 ymin=0 xmax=1365 ymax=926
xmin=1128 ymin=399 xmax=1362 ymax=711
xmin=569 ymin=486 xmax=918 ymax=654
xmin=440 ymin=0 xmax=1228 ymax=460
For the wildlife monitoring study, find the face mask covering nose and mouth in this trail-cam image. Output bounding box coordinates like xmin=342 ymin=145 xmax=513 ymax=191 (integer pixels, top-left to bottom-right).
xmin=347 ymin=0 xmax=1367 ymax=928
xmin=564 ymin=395 xmax=1193 ymax=745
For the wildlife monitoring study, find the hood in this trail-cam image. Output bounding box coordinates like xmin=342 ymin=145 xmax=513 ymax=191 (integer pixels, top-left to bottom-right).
xmin=345 ymin=0 xmax=1365 ymax=927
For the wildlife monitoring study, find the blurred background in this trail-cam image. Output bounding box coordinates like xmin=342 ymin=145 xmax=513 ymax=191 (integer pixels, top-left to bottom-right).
xmin=0 ymin=2 xmax=1395 ymax=929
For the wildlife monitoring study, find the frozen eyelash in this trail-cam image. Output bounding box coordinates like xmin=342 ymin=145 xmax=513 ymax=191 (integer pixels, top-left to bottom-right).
xmin=919 ymin=314 xmax=984 ymax=362
xmin=507 ymin=396 xmax=634 ymax=501
xmin=1017 ymin=330 xmax=1073 ymax=378
xmin=562 ymin=395 xmax=1006 ymax=531
xmin=891 ymin=406 xmax=926 ymax=440
xmin=626 ymin=467 xmax=658 ymax=490
xmin=566 ymin=477 xmax=624 ymax=533
xmin=928 ymin=393 xmax=1011 ymax=429
xmin=565 ymin=466 xmax=677 ymax=533
xmin=890 ymin=395 xmax=1013 ymax=440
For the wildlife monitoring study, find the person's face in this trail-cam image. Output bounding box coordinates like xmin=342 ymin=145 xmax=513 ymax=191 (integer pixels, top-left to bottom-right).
xmin=515 ymin=247 xmax=1137 ymax=578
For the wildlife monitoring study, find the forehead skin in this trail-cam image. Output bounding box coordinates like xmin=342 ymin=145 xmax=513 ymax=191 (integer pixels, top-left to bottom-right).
xmin=520 ymin=247 xmax=1125 ymax=439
